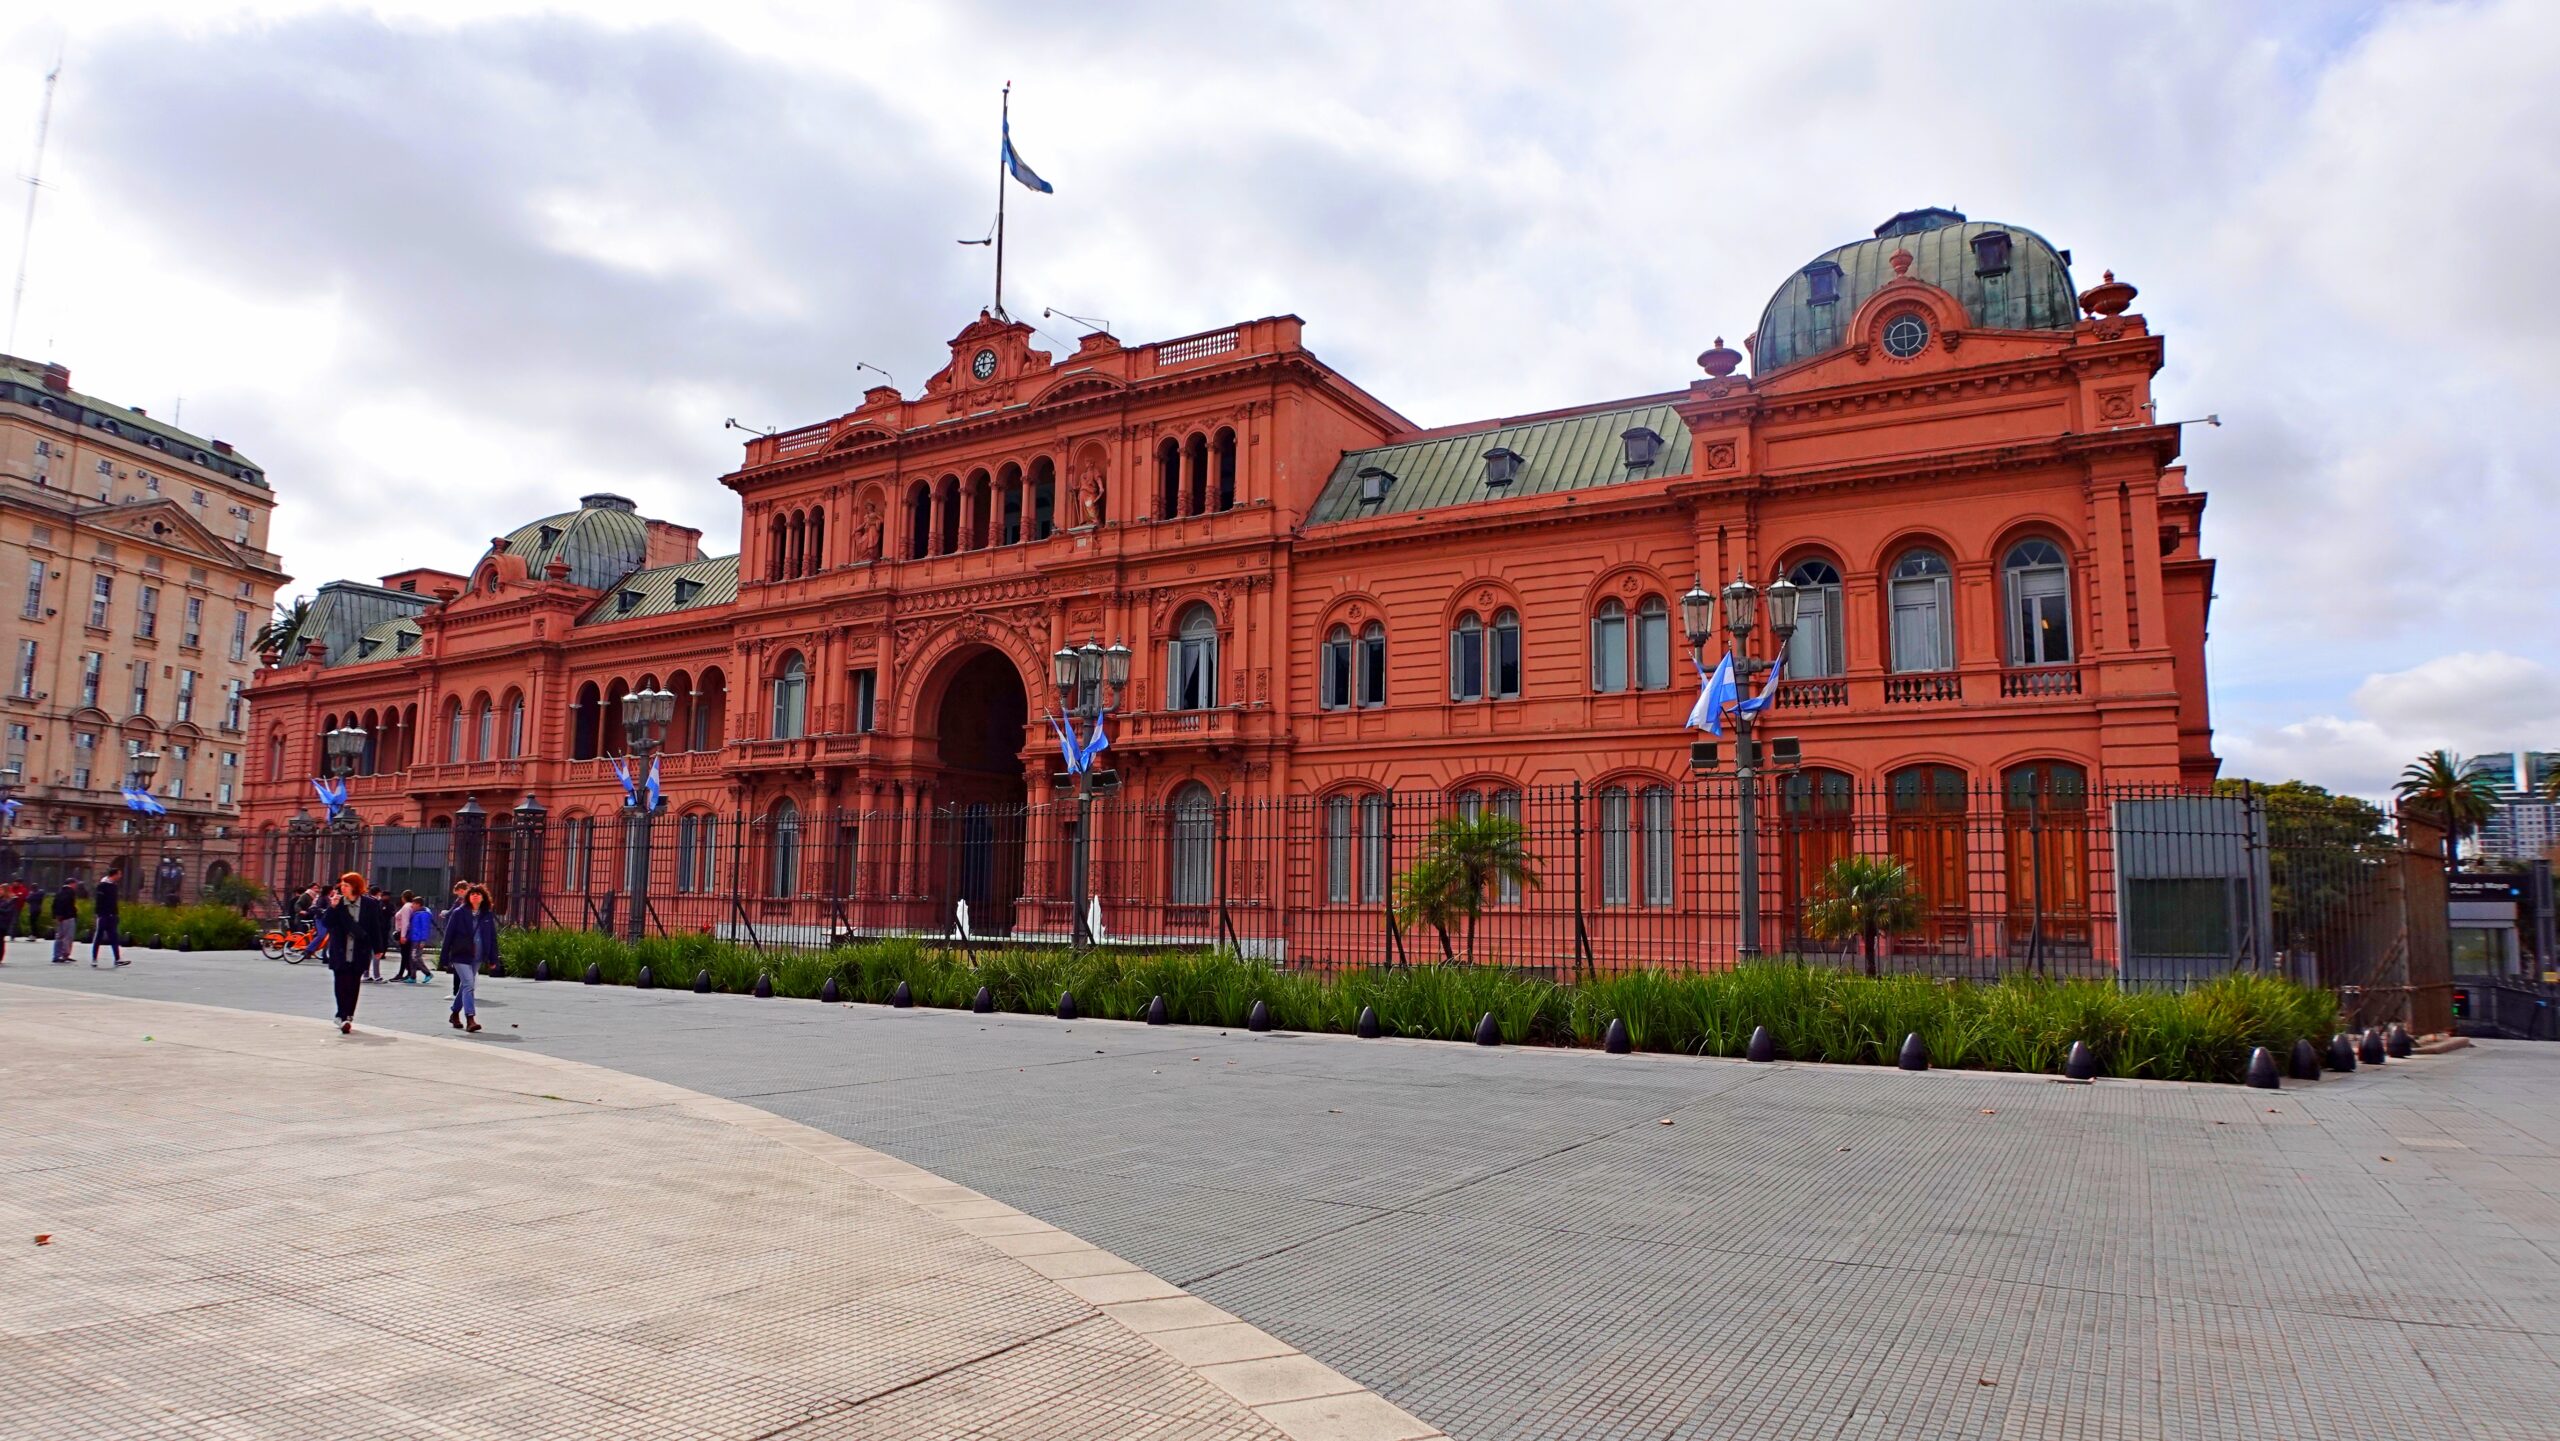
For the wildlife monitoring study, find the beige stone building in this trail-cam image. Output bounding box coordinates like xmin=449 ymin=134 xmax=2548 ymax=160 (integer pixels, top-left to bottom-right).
xmin=0 ymin=354 xmax=286 ymax=897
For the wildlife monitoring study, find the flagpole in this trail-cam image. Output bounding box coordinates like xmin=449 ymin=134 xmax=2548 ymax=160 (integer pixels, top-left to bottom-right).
xmin=994 ymin=83 xmax=1009 ymax=319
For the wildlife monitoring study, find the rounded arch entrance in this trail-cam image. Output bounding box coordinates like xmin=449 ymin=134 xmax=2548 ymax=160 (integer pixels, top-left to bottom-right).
xmin=917 ymin=643 xmax=1033 ymax=934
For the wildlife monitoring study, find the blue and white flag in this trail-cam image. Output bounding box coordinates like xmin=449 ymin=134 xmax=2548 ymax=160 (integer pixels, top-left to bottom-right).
xmin=1048 ymin=711 xmax=1081 ymax=772
xmin=0 ymin=797 xmax=18 ymax=824
xmin=1736 ymin=650 xmax=1785 ymax=716
xmin=645 ymin=754 xmax=662 ymax=814
xmin=1690 ymin=651 xmax=1738 ymax=736
xmin=611 ymin=756 xmax=637 ymax=806
xmin=1002 ymin=111 xmax=1053 ymax=193
xmin=310 ymin=776 xmax=347 ymax=821
xmin=1078 ymin=710 xmax=1110 ymax=772
xmin=122 ymin=786 xmax=166 ymax=817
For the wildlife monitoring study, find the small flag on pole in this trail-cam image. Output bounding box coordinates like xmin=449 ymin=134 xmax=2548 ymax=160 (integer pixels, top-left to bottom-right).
xmin=1002 ymin=110 xmax=1052 ymax=194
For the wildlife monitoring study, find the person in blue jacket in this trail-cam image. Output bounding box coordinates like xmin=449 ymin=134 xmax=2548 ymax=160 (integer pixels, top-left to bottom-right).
xmin=440 ymin=883 xmax=499 ymax=1033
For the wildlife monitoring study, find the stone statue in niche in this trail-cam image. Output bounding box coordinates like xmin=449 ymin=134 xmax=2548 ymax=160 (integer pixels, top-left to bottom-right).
xmin=850 ymin=500 xmax=884 ymax=562
xmin=1074 ymin=465 xmax=1107 ymax=527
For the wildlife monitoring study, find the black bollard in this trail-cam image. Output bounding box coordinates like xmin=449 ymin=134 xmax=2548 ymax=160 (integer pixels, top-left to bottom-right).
xmin=1473 ymin=1012 xmax=1501 ymax=1047
xmin=694 ymin=968 xmax=713 ymax=994
xmin=1897 ymin=1032 xmax=1928 ymax=1071
xmin=2386 ymin=1024 xmax=2413 ymax=1059
xmin=2064 ymin=1040 xmax=2097 ymax=1081
xmin=1145 ymin=995 xmax=1169 ymax=1025
xmin=1602 ymin=1018 xmax=1631 ymax=1055
xmin=2289 ymin=1037 xmax=2323 ymax=1081
xmin=892 ymin=981 xmax=914 ymax=1009
xmin=1247 ymin=1000 xmax=1271 ymax=1032
xmin=972 ymin=985 xmax=994 ymax=1014
xmin=2327 ymin=1032 xmax=2357 ymax=1072
xmin=2245 ymin=1046 xmax=2281 ymax=1089
xmin=1356 ymin=1005 xmax=1381 ymax=1039
xmin=534 ymin=959 xmax=551 ymax=983
xmin=583 ymin=962 xmax=601 ymax=986
xmin=1056 ymin=991 xmax=1077 ymax=1020
xmin=636 ymin=965 xmax=654 ymax=990
xmin=820 ymin=976 xmax=839 ymax=1004
xmin=2358 ymin=1030 xmax=2385 ymax=1066
xmin=752 ymin=972 xmax=773 ymax=999
xmin=1746 ymin=1025 xmax=1778 ymax=1063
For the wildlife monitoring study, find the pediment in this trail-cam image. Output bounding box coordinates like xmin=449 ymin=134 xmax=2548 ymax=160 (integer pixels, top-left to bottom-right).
xmin=97 ymin=499 xmax=250 ymax=568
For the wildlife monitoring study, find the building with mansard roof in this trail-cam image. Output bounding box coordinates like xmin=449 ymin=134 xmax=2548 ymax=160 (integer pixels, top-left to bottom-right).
xmin=241 ymin=208 xmax=2218 ymax=957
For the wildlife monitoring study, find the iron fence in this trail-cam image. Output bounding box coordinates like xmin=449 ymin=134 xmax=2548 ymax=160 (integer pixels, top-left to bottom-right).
xmin=0 ymin=831 xmax=247 ymax=909
xmin=224 ymin=778 xmax=2428 ymax=986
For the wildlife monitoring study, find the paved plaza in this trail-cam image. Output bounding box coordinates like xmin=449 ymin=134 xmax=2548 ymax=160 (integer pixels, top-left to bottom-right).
xmin=8 ymin=952 xmax=2560 ymax=1439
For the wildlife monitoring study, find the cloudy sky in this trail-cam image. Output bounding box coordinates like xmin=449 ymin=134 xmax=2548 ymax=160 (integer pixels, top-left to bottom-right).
xmin=2 ymin=0 xmax=2553 ymax=797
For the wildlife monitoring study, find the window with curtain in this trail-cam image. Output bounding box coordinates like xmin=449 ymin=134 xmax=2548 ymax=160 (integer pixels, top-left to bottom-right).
xmin=770 ymin=654 xmax=807 ymax=739
xmin=1359 ymin=622 xmax=1386 ymax=708
xmin=1889 ymin=550 xmax=1954 ymax=672
xmin=1449 ymin=612 xmax=1485 ymax=701
xmin=1640 ymin=785 xmax=1675 ymax=906
xmin=1169 ymin=605 xmax=1217 ymax=710
xmin=1169 ymin=783 xmax=1215 ymax=905
xmin=1359 ymin=793 xmax=1390 ymax=904
xmin=1599 ymin=786 xmax=1632 ymax=905
xmin=1324 ymin=794 xmax=1354 ymax=903
xmin=1321 ymin=626 xmax=1353 ymax=711
xmin=1784 ymin=559 xmax=1844 ymax=678
xmin=1591 ymin=599 xmax=1629 ymax=692
xmin=1636 ymin=596 xmax=1671 ymax=691
xmin=2003 ymin=539 xmax=2073 ymax=665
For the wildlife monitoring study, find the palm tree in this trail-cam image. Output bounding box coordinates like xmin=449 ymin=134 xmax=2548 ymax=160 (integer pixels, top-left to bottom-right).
xmin=251 ymin=597 xmax=310 ymax=659
xmin=1801 ymin=854 xmax=1924 ymax=977
xmin=2394 ymin=749 xmax=2499 ymax=865
xmin=1392 ymin=811 xmax=1541 ymax=964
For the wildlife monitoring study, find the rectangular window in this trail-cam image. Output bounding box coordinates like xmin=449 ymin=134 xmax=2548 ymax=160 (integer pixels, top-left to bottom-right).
xmin=1359 ymin=629 xmax=1386 ymax=708
xmin=1787 ymin=587 xmax=1839 ymax=678
xmin=72 ymin=729 xmax=93 ymax=790
xmin=135 ymin=585 xmax=159 ymax=639
xmin=183 ymin=596 xmax=203 ymax=648
xmin=1001 ymin=486 xmax=1023 ymax=545
xmin=21 ymin=557 xmax=42 ymax=619
xmin=78 ymin=651 xmax=100 ymax=707
xmin=1322 ymin=634 xmax=1351 ymax=711
xmin=1359 ymin=794 xmax=1389 ymax=904
xmin=222 ymin=679 xmax=245 ymax=730
xmin=1641 ymin=787 xmax=1675 ymax=907
xmin=1600 ymin=789 xmax=1631 ymax=906
xmin=229 ymin=609 xmax=248 ymax=661
xmin=852 ymin=668 xmax=877 ymax=733
xmin=1449 ymin=622 xmax=1483 ymax=702
xmin=89 ymin=574 xmax=112 ymax=628
xmin=1591 ymin=609 xmax=1629 ymax=693
xmin=1324 ymin=797 xmax=1353 ymax=904
xmin=131 ymin=675 xmax=150 ymax=716
xmin=1890 ymin=577 xmax=1951 ymax=671
xmin=176 ymin=669 xmax=197 ymax=723
xmin=1491 ymin=616 xmax=1521 ymax=700
xmin=11 ymin=639 xmax=33 ymax=698
xmin=1636 ymin=604 xmax=1671 ymax=691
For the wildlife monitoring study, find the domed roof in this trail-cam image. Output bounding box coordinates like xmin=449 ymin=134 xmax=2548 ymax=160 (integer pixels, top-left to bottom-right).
xmin=1753 ymin=208 xmax=2078 ymax=373
xmin=477 ymin=493 xmax=650 ymax=590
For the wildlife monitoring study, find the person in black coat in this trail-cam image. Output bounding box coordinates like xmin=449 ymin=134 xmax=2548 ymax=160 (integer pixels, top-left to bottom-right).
xmin=320 ymin=871 xmax=387 ymax=1034
xmin=439 ymin=884 xmax=499 ymax=1034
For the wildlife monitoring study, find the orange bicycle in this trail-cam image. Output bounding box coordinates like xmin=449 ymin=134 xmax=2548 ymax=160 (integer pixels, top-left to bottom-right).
xmin=259 ymin=921 xmax=318 ymax=963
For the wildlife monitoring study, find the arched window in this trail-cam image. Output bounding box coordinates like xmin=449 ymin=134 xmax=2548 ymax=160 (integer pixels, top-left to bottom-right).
xmin=768 ymin=799 xmax=800 ymax=897
xmin=788 ymin=511 xmax=806 ymax=577
xmin=936 ymin=476 xmax=960 ymax=555
xmin=561 ymin=815 xmax=592 ymax=894
xmin=1591 ymin=599 xmax=1629 ymax=693
xmin=1450 ymin=612 xmax=1485 ymax=701
xmin=1635 ymin=596 xmax=1672 ymax=691
xmin=358 ymin=709 xmax=379 ymax=776
xmin=677 ymin=812 xmax=721 ymax=893
xmin=474 ymin=695 xmax=494 ymax=762
xmin=1321 ymin=626 xmax=1354 ymax=711
xmin=1887 ymin=764 xmax=1969 ymax=936
xmin=1185 ymin=432 xmax=1209 ymax=517
xmin=571 ymin=682 xmax=600 ymax=760
xmin=692 ymin=668 xmax=726 ymax=750
xmin=965 ymin=470 xmax=991 ymax=551
xmin=1784 ymin=559 xmax=1845 ymax=678
xmin=1889 ymin=550 xmax=1954 ymax=672
xmin=907 ymin=481 xmax=932 ymax=560
xmin=1453 ymin=786 xmax=1527 ymax=903
xmin=1168 ymin=782 xmax=1216 ymax=906
xmin=443 ymin=699 xmax=465 ymax=764
xmin=2003 ymin=539 xmax=2072 ymax=665
xmin=770 ymin=653 xmax=807 ymax=740
xmin=806 ymin=508 xmax=825 ymax=572
xmin=1779 ymin=768 xmax=1856 ymax=948
xmin=505 ymin=691 xmax=525 ymax=758
xmin=266 ymin=728 xmax=285 ymax=782
xmin=766 ymin=513 xmax=786 ymax=582
xmin=1490 ymin=610 xmax=1521 ymax=699
xmin=1169 ymin=605 xmax=1217 ymax=710
xmin=1030 ymin=457 xmax=1057 ymax=540
xmin=999 ymin=464 xmax=1024 ymax=545
xmin=1598 ymin=784 xmax=1677 ymax=908
xmin=2003 ymin=761 xmax=2090 ymax=948
xmin=602 ymin=678 xmax=629 ymax=757
xmin=1359 ymin=621 xmax=1386 ymax=708
xmin=1213 ymin=428 xmax=1238 ymax=511
xmin=1157 ymin=438 xmax=1181 ymax=518
xmin=1323 ymin=792 xmax=1389 ymax=904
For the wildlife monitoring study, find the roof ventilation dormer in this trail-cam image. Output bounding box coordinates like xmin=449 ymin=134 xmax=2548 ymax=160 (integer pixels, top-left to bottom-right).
xmin=1972 ymin=229 xmax=2012 ymax=276
xmin=1803 ymin=260 xmax=1842 ymax=307
xmin=672 ymin=578 xmax=702 ymax=605
xmin=616 ymin=589 xmax=643 ymax=614
xmin=1621 ymin=427 xmax=1664 ymax=471
xmin=537 ymin=524 xmax=562 ymax=550
xmin=1481 ymin=447 xmax=1523 ymax=488
xmin=1356 ymin=466 xmax=1395 ymax=507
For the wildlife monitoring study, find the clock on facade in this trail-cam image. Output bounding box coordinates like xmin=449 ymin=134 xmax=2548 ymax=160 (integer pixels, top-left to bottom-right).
xmin=971 ymin=348 xmax=998 ymax=381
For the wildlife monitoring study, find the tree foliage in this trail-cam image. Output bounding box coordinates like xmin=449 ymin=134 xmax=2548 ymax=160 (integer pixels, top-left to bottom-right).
xmin=2393 ymin=749 xmax=2501 ymax=862
xmin=1392 ymin=811 xmax=1541 ymax=964
xmin=1801 ymin=854 xmax=1924 ymax=977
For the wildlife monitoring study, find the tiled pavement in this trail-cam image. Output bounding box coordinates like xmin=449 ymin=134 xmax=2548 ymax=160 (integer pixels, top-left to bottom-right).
xmin=0 ymin=986 xmax=1445 ymax=1441
xmin=9 ymin=951 xmax=2560 ymax=1439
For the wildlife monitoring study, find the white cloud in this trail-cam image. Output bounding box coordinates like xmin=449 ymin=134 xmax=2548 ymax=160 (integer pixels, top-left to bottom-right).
xmin=2222 ymin=651 xmax=2560 ymax=797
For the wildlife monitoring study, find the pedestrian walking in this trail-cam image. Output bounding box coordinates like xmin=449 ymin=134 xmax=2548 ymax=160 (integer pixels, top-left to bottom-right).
xmin=90 ymin=865 xmax=127 ymax=968
xmin=51 ymin=876 xmax=81 ymax=963
xmin=364 ymin=885 xmax=392 ymax=983
xmin=441 ymin=884 xmax=497 ymax=1034
xmin=393 ymin=891 xmax=432 ymax=983
xmin=0 ymin=881 xmax=19 ymax=964
xmin=320 ymin=872 xmax=386 ymax=1035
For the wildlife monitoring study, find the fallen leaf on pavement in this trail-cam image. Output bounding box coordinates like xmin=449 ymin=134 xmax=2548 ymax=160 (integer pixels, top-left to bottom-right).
xmin=34 ymin=1234 xmax=50 ymax=1245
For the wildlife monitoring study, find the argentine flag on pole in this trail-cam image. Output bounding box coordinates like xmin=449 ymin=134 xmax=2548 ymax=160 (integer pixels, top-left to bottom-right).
xmin=1002 ymin=111 xmax=1052 ymax=193
xmin=1688 ymin=650 xmax=1738 ymax=736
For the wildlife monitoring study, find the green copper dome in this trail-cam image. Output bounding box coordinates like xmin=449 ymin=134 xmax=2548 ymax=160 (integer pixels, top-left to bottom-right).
xmin=1753 ymin=208 xmax=2078 ymax=373
xmin=478 ymin=493 xmax=651 ymax=590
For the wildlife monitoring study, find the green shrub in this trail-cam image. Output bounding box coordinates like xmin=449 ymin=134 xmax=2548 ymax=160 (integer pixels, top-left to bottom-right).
xmin=477 ymin=933 xmax=2340 ymax=1085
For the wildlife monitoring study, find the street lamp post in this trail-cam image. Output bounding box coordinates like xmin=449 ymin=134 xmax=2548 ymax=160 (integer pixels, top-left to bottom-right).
xmin=1684 ymin=575 xmax=1800 ymax=957
xmin=318 ymin=727 xmax=363 ymax=876
xmin=1050 ymin=639 xmax=1130 ymax=948
xmin=619 ymin=687 xmax=673 ymax=941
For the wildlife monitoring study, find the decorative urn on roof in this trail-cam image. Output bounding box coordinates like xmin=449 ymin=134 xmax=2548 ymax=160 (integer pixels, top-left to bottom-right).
xmin=2078 ymin=270 xmax=2138 ymax=318
xmin=1696 ymin=337 xmax=1743 ymax=379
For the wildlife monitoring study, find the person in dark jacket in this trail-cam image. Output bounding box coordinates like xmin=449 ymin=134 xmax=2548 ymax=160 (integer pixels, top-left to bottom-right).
xmin=0 ymin=882 xmax=18 ymax=962
xmin=320 ymin=871 xmax=387 ymax=1034
xmin=51 ymin=877 xmax=80 ymax=962
xmin=90 ymin=864 xmax=126 ymax=968
xmin=440 ymin=884 xmax=498 ymax=1033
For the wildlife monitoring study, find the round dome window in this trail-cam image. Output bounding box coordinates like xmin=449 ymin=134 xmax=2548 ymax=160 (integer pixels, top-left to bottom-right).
xmin=1882 ymin=314 xmax=1930 ymax=359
